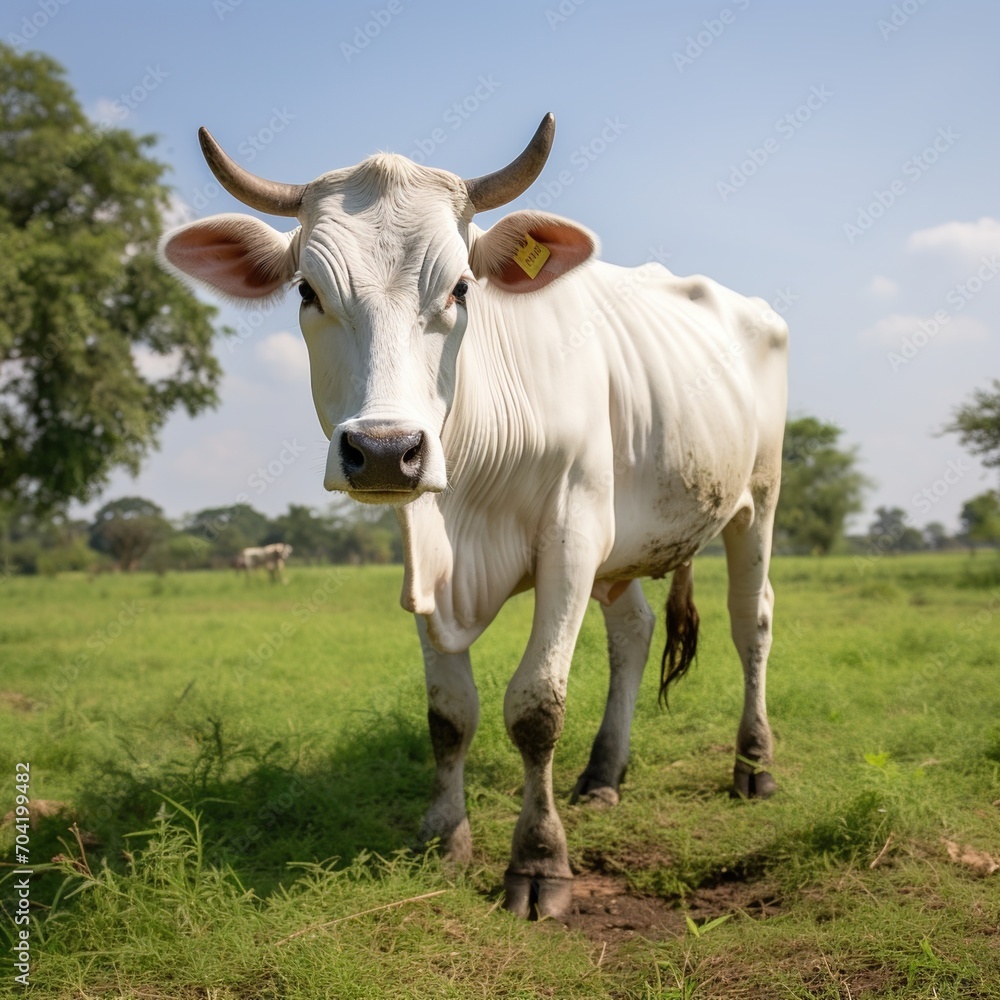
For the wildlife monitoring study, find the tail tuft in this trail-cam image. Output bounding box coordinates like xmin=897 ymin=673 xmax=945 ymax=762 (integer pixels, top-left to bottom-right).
xmin=659 ymin=562 xmax=699 ymax=707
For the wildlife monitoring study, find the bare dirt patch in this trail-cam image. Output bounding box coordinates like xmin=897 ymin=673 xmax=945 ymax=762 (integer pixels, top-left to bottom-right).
xmin=0 ymin=690 xmax=39 ymax=712
xmin=563 ymin=866 xmax=781 ymax=947
xmin=2 ymin=798 xmax=75 ymax=829
xmin=564 ymin=870 xmax=679 ymax=943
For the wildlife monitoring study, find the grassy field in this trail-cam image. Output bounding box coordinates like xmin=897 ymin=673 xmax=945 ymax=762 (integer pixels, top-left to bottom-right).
xmin=2 ymin=552 xmax=999 ymax=998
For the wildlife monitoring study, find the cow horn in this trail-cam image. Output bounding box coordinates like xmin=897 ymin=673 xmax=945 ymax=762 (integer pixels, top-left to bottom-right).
xmin=198 ymin=126 xmax=306 ymax=217
xmin=464 ymin=113 xmax=555 ymax=213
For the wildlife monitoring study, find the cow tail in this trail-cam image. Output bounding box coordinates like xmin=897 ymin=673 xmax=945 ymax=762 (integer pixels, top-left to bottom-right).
xmin=659 ymin=562 xmax=699 ymax=708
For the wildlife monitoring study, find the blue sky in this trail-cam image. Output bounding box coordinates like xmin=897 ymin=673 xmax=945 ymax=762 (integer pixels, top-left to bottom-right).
xmin=8 ymin=0 xmax=1000 ymax=532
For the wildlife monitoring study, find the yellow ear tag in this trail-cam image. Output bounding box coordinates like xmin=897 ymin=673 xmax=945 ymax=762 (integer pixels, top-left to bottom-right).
xmin=513 ymin=235 xmax=550 ymax=279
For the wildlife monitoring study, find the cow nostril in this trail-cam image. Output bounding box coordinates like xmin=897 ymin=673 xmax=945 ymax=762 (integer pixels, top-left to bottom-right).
xmin=401 ymin=432 xmax=424 ymax=470
xmin=340 ymin=434 xmax=365 ymax=474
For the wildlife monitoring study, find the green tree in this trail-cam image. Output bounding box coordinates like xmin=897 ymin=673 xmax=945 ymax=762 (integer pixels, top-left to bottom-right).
xmin=0 ymin=45 xmax=222 ymax=513
xmin=273 ymin=504 xmax=336 ymax=563
xmin=867 ymin=506 xmax=926 ymax=553
xmin=945 ymin=380 xmax=1000 ymax=471
xmin=0 ymin=502 xmax=95 ymax=575
xmin=184 ymin=504 xmax=274 ymax=556
xmin=924 ymin=521 xmax=951 ymax=550
xmin=326 ymin=498 xmax=403 ymax=564
xmin=960 ymin=490 xmax=1000 ymax=550
xmin=775 ymin=417 xmax=870 ymax=555
xmin=89 ymin=496 xmax=171 ymax=570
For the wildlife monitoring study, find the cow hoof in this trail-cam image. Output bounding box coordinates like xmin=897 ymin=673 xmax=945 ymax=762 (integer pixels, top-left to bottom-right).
xmin=732 ymin=766 xmax=777 ymax=799
xmin=569 ymin=774 xmax=620 ymax=807
xmin=442 ymin=816 xmax=473 ymax=867
xmin=418 ymin=815 xmax=472 ymax=867
xmin=570 ymin=784 xmax=619 ymax=808
xmin=503 ymin=873 xmax=574 ymax=920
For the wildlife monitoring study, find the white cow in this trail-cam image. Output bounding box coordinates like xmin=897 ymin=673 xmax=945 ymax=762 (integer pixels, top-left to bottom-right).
xmin=239 ymin=543 xmax=292 ymax=583
xmin=160 ymin=115 xmax=787 ymax=919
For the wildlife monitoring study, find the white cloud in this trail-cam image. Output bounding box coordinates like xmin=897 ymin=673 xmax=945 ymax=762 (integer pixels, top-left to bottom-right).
xmin=255 ymin=331 xmax=310 ymax=383
xmin=907 ymin=216 xmax=1000 ymax=261
xmin=861 ymin=312 xmax=989 ymax=347
xmin=90 ymin=97 xmax=126 ymax=126
xmin=133 ymin=346 xmax=183 ymax=380
xmin=161 ymin=191 xmax=195 ymax=229
xmin=869 ymin=275 xmax=898 ymax=298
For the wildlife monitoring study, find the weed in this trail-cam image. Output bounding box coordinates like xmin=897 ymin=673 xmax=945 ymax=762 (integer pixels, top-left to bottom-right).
xmin=651 ymin=913 xmax=732 ymax=998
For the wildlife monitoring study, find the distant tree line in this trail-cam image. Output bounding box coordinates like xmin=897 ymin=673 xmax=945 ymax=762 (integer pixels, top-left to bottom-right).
xmin=2 ymin=417 xmax=998 ymax=575
xmin=774 ymin=416 xmax=1000 ymax=556
xmin=0 ymin=495 xmax=403 ymax=575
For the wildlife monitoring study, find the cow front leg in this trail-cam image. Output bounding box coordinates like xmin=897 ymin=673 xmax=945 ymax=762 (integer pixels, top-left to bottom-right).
xmin=572 ymin=579 xmax=655 ymax=806
xmin=722 ymin=502 xmax=778 ymax=799
xmin=503 ymin=539 xmax=601 ymax=920
xmin=415 ymin=616 xmax=479 ymax=865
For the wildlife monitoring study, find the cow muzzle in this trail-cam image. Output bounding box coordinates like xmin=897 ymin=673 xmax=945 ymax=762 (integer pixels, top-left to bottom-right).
xmin=325 ymin=420 xmax=446 ymax=503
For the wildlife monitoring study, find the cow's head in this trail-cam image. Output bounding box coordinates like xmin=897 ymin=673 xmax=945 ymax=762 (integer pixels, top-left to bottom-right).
xmin=159 ymin=115 xmax=597 ymax=505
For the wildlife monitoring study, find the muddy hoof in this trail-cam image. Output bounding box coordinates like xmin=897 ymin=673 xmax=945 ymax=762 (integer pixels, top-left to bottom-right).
xmin=570 ymin=774 xmax=620 ymax=807
xmin=732 ymin=766 xmax=778 ymax=799
xmin=503 ymin=872 xmax=574 ymax=920
xmin=573 ymin=785 xmax=619 ymax=808
xmin=418 ymin=815 xmax=472 ymax=866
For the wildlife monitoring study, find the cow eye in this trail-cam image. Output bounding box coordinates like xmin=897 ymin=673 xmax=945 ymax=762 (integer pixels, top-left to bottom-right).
xmin=452 ymin=281 xmax=469 ymax=304
xmin=298 ymin=280 xmax=320 ymax=310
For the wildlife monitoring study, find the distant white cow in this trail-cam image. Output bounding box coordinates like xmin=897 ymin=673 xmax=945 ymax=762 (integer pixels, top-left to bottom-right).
xmin=161 ymin=115 xmax=787 ymax=920
xmin=239 ymin=543 xmax=292 ymax=583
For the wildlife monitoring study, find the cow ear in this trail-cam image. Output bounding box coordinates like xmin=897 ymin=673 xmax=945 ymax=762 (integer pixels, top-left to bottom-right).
xmin=158 ymin=213 xmax=297 ymax=301
xmin=469 ymin=210 xmax=599 ymax=293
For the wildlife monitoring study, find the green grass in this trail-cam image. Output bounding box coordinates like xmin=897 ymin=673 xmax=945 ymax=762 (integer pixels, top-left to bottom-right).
xmin=2 ymin=553 xmax=999 ymax=997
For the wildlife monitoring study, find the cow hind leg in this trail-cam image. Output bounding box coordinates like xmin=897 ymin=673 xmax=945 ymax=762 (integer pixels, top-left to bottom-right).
xmin=571 ymin=579 xmax=654 ymax=806
xmin=415 ymin=617 xmax=479 ymax=865
xmin=722 ymin=501 xmax=778 ymax=799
